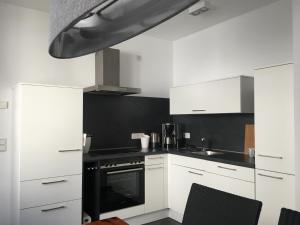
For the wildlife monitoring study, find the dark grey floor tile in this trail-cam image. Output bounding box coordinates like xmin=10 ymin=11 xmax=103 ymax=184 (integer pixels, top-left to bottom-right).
xmin=143 ymin=218 xmax=181 ymax=225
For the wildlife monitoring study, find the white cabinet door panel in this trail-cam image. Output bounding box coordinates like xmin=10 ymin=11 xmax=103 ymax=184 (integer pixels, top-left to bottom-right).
xmin=20 ymin=199 xmax=81 ymax=225
xmin=18 ymin=85 xmax=83 ymax=181
xmin=170 ymin=85 xmax=197 ymax=114
xmin=255 ymin=64 xmax=295 ymax=174
xmin=170 ymin=76 xmax=253 ymax=115
xmin=256 ymin=170 xmax=295 ymax=225
xmin=200 ymin=78 xmax=241 ymax=114
xmin=168 ymin=165 xmax=191 ymax=216
xmin=145 ymin=165 xmax=165 ymax=213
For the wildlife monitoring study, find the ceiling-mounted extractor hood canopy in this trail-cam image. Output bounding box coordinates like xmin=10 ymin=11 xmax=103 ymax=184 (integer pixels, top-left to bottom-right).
xmin=49 ymin=0 xmax=199 ymax=59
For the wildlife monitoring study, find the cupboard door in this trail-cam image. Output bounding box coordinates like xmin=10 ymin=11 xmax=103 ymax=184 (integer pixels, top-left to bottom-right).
xmin=170 ymin=76 xmax=253 ymax=115
xmin=256 ymin=170 xmax=295 ymax=225
xmin=197 ymin=78 xmax=241 ymax=114
xmin=170 ymin=85 xmax=197 ymax=115
xmin=168 ymin=165 xmax=191 ymax=217
xmin=18 ymin=85 xmax=83 ymax=181
xmin=255 ymin=64 xmax=295 ymax=174
xmin=145 ymin=165 xmax=165 ymax=213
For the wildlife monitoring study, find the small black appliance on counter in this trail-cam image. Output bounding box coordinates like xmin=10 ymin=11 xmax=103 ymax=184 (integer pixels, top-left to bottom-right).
xmin=162 ymin=123 xmax=184 ymax=149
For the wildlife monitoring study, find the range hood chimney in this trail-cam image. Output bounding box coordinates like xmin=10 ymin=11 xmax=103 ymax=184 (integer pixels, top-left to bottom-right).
xmin=84 ymin=48 xmax=141 ymax=95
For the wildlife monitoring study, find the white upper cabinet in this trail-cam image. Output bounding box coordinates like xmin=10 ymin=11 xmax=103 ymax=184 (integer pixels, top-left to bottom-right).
xmin=15 ymin=84 xmax=83 ymax=181
xmin=170 ymin=76 xmax=254 ymax=114
xmin=254 ymin=64 xmax=295 ymax=174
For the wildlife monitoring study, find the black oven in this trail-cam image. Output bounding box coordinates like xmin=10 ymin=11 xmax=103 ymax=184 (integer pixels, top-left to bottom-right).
xmin=83 ymin=156 xmax=145 ymax=221
xmin=99 ymin=159 xmax=145 ymax=213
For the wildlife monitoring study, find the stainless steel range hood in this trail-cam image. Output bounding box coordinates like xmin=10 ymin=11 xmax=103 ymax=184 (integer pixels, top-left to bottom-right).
xmin=84 ymin=48 xmax=141 ymax=95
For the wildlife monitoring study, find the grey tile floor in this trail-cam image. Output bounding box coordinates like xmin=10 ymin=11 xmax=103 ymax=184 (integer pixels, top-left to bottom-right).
xmin=143 ymin=218 xmax=181 ymax=225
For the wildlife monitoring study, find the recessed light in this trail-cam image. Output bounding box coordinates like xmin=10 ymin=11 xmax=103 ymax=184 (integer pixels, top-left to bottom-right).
xmin=188 ymin=0 xmax=210 ymax=16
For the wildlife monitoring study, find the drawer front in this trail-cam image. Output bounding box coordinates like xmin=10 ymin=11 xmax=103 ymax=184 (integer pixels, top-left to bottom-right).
xmin=21 ymin=175 xmax=82 ymax=209
xmin=208 ymin=172 xmax=255 ymax=199
xmin=206 ymin=162 xmax=255 ymax=182
xmin=145 ymin=155 xmax=165 ymax=165
xmin=169 ymin=154 xmax=209 ymax=171
xmin=169 ymin=154 xmax=254 ymax=182
xmin=20 ymin=199 xmax=81 ymax=225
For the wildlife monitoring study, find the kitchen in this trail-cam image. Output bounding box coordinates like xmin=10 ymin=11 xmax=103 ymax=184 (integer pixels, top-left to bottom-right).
xmin=0 ymin=0 xmax=300 ymax=225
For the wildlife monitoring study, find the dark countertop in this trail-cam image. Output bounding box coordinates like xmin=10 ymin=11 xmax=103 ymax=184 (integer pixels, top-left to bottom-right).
xmin=83 ymin=148 xmax=255 ymax=168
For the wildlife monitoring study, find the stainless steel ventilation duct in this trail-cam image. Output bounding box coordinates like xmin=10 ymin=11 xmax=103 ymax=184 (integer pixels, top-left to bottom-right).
xmin=84 ymin=48 xmax=141 ymax=95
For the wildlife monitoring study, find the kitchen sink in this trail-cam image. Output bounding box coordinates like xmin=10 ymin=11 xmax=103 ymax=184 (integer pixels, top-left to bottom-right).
xmin=190 ymin=150 xmax=224 ymax=156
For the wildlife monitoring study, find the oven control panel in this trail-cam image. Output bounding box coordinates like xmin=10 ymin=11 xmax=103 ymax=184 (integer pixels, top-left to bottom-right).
xmin=101 ymin=160 xmax=144 ymax=169
xmin=99 ymin=156 xmax=145 ymax=169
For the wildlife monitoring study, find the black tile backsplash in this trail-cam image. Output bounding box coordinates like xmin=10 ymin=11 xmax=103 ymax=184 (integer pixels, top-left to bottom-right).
xmin=83 ymin=95 xmax=254 ymax=153
xmin=83 ymin=94 xmax=171 ymax=149
xmin=172 ymin=114 xmax=254 ymax=152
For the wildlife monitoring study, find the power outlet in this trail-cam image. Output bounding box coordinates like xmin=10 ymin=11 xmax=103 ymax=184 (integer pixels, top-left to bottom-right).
xmin=131 ymin=133 xmax=145 ymax=140
xmin=0 ymin=138 xmax=7 ymax=152
xmin=0 ymin=101 xmax=8 ymax=109
xmin=184 ymin=132 xmax=191 ymax=139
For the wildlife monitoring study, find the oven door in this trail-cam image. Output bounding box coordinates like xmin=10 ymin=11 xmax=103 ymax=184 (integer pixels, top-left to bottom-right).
xmin=99 ymin=165 xmax=145 ymax=213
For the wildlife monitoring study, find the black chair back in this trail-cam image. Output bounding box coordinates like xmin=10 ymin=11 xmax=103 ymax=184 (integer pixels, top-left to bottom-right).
xmin=182 ymin=183 xmax=262 ymax=225
xmin=278 ymin=208 xmax=300 ymax=225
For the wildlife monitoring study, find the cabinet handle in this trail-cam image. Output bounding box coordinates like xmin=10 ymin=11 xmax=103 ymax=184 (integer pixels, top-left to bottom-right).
xmin=218 ymin=166 xmax=237 ymax=171
xmin=147 ymin=157 xmax=163 ymax=160
xmin=257 ymin=154 xmax=283 ymax=159
xmin=188 ymin=171 xmax=204 ymax=176
xmin=192 ymin=109 xmax=206 ymax=112
xmin=257 ymin=173 xmax=284 ymax=180
xmin=41 ymin=206 xmax=66 ymax=212
xmin=41 ymin=180 xmax=67 ymax=185
xmin=147 ymin=167 xmax=164 ymax=170
xmin=58 ymin=149 xmax=82 ymax=153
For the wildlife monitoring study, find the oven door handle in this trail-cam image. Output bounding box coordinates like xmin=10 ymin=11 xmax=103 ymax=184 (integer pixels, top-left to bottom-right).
xmin=106 ymin=168 xmax=144 ymax=175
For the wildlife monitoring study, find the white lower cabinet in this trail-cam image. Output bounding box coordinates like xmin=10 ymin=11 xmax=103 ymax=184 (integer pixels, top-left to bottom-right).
xmin=168 ymin=165 xmax=192 ymax=217
xmin=145 ymin=165 xmax=165 ymax=213
xmin=255 ymin=170 xmax=295 ymax=225
xmin=145 ymin=155 xmax=167 ymax=213
xmin=168 ymin=155 xmax=255 ymax=222
xmin=20 ymin=199 xmax=81 ymax=225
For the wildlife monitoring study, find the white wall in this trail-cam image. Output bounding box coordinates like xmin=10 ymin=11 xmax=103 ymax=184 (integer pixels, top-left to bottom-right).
xmin=0 ymin=3 xmax=172 ymax=225
xmin=116 ymin=37 xmax=172 ymax=98
xmin=173 ymin=0 xmax=293 ymax=86
xmin=293 ymin=0 xmax=300 ymax=211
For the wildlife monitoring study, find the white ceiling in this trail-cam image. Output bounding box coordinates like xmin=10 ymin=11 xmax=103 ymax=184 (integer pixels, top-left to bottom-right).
xmin=147 ymin=0 xmax=279 ymax=40
xmin=0 ymin=0 xmax=278 ymax=40
xmin=0 ymin=0 xmax=49 ymax=12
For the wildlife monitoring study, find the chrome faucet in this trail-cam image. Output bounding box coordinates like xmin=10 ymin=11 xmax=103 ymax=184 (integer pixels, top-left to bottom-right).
xmin=200 ymin=137 xmax=207 ymax=151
